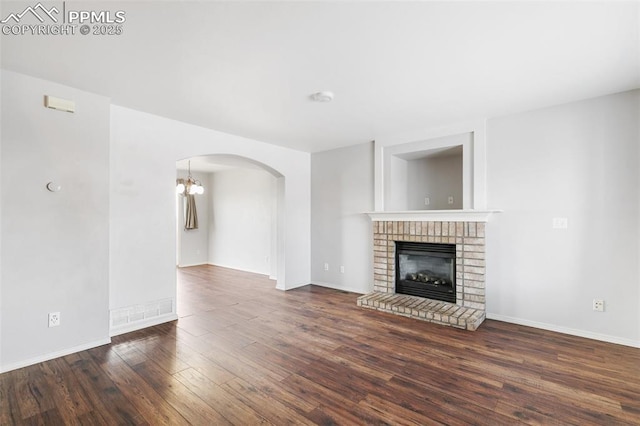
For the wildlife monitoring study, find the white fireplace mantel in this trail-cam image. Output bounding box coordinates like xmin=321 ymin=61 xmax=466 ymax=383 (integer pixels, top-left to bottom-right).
xmin=366 ymin=209 xmax=502 ymax=223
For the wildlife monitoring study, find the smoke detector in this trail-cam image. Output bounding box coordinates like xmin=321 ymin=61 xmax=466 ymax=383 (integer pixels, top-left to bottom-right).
xmin=309 ymin=91 xmax=334 ymax=103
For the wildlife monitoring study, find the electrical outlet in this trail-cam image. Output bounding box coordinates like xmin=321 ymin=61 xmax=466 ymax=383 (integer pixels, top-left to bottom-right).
xmin=340 ymin=266 xmax=345 ymax=273
xmin=593 ymin=299 xmax=604 ymax=312
xmin=424 ymin=197 xmax=430 ymax=206
xmin=324 ymin=263 xmax=329 ymax=271
xmin=448 ymin=196 xmax=454 ymax=205
xmin=48 ymin=312 xmax=61 ymax=327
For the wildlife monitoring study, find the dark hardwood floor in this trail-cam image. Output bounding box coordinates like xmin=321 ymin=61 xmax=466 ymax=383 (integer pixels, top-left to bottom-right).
xmin=1 ymin=265 xmax=639 ymax=425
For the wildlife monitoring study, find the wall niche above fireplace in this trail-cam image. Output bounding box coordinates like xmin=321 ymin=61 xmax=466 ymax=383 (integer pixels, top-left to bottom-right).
xmin=393 ymin=144 xmax=463 ymax=211
xmin=374 ymin=120 xmax=488 ymax=212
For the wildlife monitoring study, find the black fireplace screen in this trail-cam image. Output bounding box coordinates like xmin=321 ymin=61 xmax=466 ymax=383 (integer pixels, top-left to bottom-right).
xmin=395 ymin=241 xmax=456 ymax=303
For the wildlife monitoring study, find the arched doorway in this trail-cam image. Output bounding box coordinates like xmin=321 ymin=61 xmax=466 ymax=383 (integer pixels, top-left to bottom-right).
xmin=175 ymin=154 xmax=284 ymax=288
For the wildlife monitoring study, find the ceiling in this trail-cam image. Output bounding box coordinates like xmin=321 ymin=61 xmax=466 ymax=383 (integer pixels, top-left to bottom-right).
xmin=1 ymin=1 xmax=638 ymax=153
xmin=397 ymin=145 xmax=463 ymax=161
xmin=177 ymin=154 xmax=269 ymax=173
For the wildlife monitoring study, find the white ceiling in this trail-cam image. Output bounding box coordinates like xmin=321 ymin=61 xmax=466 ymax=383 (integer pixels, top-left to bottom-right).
xmin=177 ymin=154 xmax=269 ymax=173
xmin=1 ymin=1 xmax=638 ymax=153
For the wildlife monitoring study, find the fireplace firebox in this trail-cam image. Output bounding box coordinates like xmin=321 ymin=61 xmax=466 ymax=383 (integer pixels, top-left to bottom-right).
xmin=395 ymin=241 xmax=456 ymax=303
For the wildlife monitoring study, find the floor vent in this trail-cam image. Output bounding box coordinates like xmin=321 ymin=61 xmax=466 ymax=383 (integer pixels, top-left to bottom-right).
xmin=110 ymin=298 xmax=174 ymax=328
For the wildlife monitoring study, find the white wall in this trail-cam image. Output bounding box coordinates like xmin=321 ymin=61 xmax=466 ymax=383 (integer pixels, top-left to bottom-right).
xmin=0 ymin=69 xmax=3 ymax=370
xmin=1 ymin=71 xmax=110 ymax=371
xmin=485 ymin=90 xmax=639 ymax=346
xmin=110 ymin=105 xmax=311 ymax=323
xmin=0 ymin=71 xmax=311 ymax=370
xmin=208 ymin=168 xmax=275 ymax=275
xmin=407 ymin=154 xmax=463 ymax=210
xmin=311 ymin=142 xmax=374 ymax=293
xmin=387 ymin=155 xmax=408 ymax=211
xmin=177 ymin=170 xmax=210 ymax=267
xmin=310 ymin=90 xmax=639 ymax=347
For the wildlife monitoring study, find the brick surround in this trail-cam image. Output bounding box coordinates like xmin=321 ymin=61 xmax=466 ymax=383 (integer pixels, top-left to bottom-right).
xmin=357 ymin=220 xmax=486 ymax=330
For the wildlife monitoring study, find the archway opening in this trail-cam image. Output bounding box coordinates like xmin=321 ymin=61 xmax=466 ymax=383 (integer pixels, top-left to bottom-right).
xmin=175 ymin=154 xmax=284 ymax=293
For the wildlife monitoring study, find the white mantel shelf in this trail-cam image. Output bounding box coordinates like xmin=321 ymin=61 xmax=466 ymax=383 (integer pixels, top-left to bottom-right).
xmin=366 ymin=210 xmax=502 ymax=223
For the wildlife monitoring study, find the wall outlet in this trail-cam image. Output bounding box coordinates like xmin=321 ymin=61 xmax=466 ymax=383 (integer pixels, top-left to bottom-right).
xmin=593 ymin=299 xmax=604 ymax=312
xmin=340 ymin=265 xmax=345 ymax=274
xmin=448 ymin=196 xmax=454 ymax=205
xmin=324 ymin=262 xmax=329 ymax=271
xmin=48 ymin=312 xmax=61 ymax=327
xmin=424 ymin=197 xmax=430 ymax=206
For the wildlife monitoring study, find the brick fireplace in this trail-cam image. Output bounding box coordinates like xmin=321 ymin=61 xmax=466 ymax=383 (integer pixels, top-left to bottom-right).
xmin=357 ymin=218 xmax=488 ymax=330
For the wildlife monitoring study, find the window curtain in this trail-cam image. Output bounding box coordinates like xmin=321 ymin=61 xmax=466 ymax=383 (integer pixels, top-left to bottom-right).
xmin=184 ymin=194 xmax=198 ymax=230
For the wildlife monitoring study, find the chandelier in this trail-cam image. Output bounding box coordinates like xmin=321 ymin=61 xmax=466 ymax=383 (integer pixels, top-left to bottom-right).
xmin=176 ymin=160 xmax=204 ymax=195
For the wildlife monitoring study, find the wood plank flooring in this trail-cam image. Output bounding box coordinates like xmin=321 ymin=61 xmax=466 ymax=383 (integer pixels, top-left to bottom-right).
xmin=1 ymin=264 xmax=639 ymax=425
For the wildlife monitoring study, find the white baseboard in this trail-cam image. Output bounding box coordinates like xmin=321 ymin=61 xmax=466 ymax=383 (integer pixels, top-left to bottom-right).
xmin=487 ymin=313 xmax=640 ymax=348
xmin=282 ymin=281 xmax=311 ymax=291
xmin=0 ymin=337 xmax=111 ymax=374
xmin=110 ymin=313 xmax=178 ymax=337
xmin=177 ymin=262 xmax=208 ymax=268
xmin=207 ymin=262 xmax=270 ymax=276
xmin=310 ymin=280 xmax=368 ymax=295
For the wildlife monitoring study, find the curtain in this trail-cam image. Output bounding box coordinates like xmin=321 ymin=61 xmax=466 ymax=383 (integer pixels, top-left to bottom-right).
xmin=184 ymin=194 xmax=198 ymax=230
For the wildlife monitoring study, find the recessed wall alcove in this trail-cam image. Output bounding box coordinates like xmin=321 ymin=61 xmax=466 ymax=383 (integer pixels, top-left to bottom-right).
xmin=392 ymin=143 xmax=464 ymax=211
xmin=374 ymin=120 xmax=488 ymax=211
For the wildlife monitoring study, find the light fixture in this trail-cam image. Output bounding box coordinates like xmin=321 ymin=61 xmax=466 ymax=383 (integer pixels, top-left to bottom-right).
xmin=309 ymin=91 xmax=334 ymax=102
xmin=176 ymin=160 xmax=204 ymax=195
